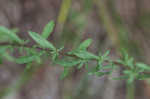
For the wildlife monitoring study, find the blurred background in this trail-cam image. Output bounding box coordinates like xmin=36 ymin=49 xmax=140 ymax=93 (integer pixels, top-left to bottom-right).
xmin=0 ymin=0 xmax=150 ymax=99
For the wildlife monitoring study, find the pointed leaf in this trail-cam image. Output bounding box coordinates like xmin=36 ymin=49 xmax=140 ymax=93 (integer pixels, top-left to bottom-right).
xmin=0 ymin=26 xmax=23 ymax=44
xmin=136 ymin=62 xmax=150 ymax=70
xmin=112 ymin=75 xmax=128 ymax=80
xmin=78 ymin=38 xmax=92 ymax=50
xmin=95 ymin=72 xmax=110 ymax=77
xmin=70 ymin=50 xmax=99 ymax=59
xmin=16 ymin=56 xmax=37 ymax=64
xmin=102 ymin=50 xmax=110 ymax=58
xmin=77 ymin=62 xmax=84 ymax=69
xmin=137 ymin=74 xmax=150 ymax=80
xmin=55 ymin=59 xmax=81 ymax=67
xmin=41 ymin=21 xmax=55 ymax=39
xmin=29 ymin=31 xmax=56 ymax=50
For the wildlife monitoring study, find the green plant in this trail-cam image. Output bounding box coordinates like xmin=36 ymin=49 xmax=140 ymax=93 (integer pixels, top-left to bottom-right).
xmin=0 ymin=20 xmax=150 ymax=98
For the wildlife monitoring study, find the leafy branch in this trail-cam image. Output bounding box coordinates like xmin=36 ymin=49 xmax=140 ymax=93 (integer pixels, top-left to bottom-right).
xmin=0 ymin=20 xmax=150 ymax=83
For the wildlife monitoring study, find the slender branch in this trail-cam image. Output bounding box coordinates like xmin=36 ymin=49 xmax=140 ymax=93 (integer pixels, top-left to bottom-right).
xmin=0 ymin=42 xmax=150 ymax=76
xmin=0 ymin=42 xmax=48 ymax=51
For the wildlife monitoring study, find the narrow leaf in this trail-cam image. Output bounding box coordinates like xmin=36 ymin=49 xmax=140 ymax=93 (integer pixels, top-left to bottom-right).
xmin=70 ymin=50 xmax=99 ymax=59
xmin=29 ymin=31 xmax=56 ymax=50
xmin=55 ymin=59 xmax=81 ymax=67
xmin=16 ymin=56 xmax=37 ymax=64
xmin=0 ymin=26 xmax=23 ymax=44
xmin=77 ymin=62 xmax=84 ymax=69
xmin=112 ymin=75 xmax=128 ymax=80
xmin=137 ymin=74 xmax=150 ymax=80
xmin=95 ymin=72 xmax=110 ymax=77
xmin=41 ymin=21 xmax=55 ymax=39
xmin=103 ymin=50 xmax=110 ymax=58
xmin=78 ymin=38 xmax=92 ymax=50
xmin=136 ymin=63 xmax=150 ymax=70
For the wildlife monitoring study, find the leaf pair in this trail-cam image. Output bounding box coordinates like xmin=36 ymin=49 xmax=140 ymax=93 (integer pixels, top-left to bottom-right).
xmin=68 ymin=38 xmax=98 ymax=60
xmin=29 ymin=31 xmax=56 ymax=50
xmin=15 ymin=21 xmax=56 ymax=64
xmin=118 ymin=50 xmax=134 ymax=69
xmin=28 ymin=21 xmax=56 ymax=51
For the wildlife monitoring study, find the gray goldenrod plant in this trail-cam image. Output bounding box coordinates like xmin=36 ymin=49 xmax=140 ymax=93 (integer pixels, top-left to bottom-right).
xmin=0 ymin=20 xmax=150 ymax=83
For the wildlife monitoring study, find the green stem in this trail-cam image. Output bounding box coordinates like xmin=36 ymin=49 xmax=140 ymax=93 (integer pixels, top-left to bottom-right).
xmin=55 ymin=0 xmax=72 ymax=35
xmin=126 ymin=81 xmax=135 ymax=99
xmin=54 ymin=0 xmax=72 ymax=45
xmin=57 ymin=0 xmax=72 ymax=25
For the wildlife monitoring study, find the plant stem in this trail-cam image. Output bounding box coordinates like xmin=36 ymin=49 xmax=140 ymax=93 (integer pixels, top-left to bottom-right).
xmin=126 ymin=81 xmax=135 ymax=99
xmin=57 ymin=0 xmax=72 ymax=25
xmin=0 ymin=42 xmax=150 ymax=76
xmin=55 ymin=0 xmax=72 ymax=39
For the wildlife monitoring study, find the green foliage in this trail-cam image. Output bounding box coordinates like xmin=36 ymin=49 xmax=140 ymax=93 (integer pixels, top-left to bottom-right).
xmin=78 ymin=38 xmax=92 ymax=50
xmin=68 ymin=50 xmax=98 ymax=60
xmin=29 ymin=31 xmax=56 ymax=50
xmin=0 ymin=26 xmax=24 ymax=44
xmin=41 ymin=21 xmax=55 ymax=39
xmin=16 ymin=55 xmax=38 ymax=64
xmin=136 ymin=63 xmax=150 ymax=71
xmin=0 ymin=20 xmax=150 ymax=84
xmin=54 ymin=58 xmax=81 ymax=67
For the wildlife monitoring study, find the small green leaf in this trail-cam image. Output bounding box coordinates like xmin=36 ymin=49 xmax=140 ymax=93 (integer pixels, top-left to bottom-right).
xmin=116 ymin=59 xmax=124 ymax=64
xmin=29 ymin=31 xmax=56 ymax=50
xmin=137 ymin=74 xmax=150 ymax=80
xmin=69 ymin=50 xmax=98 ymax=59
xmin=127 ymin=57 xmax=134 ymax=67
xmin=123 ymin=70 xmax=137 ymax=83
xmin=51 ymin=51 xmax=59 ymax=61
xmin=136 ymin=63 xmax=150 ymax=70
xmin=0 ymin=46 xmax=8 ymax=53
xmin=16 ymin=55 xmax=37 ymax=64
xmin=78 ymin=38 xmax=92 ymax=50
xmin=16 ymin=50 xmax=45 ymax=64
xmin=112 ymin=75 xmax=128 ymax=80
xmin=55 ymin=59 xmax=81 ymax=67
xmin=77 ymin=62 xmax=84 ymax=69
xmin=3 ymin=52 xmax=15 ymax=62
xmin=95 ymin=72 xmax=110 ymax=77
xmin=128 ymin=75 xmax=135 ymax=84
xmin=0 ymin=26 xmax=23 ymax=44
xmin=120 ymin=48 xmax=128 ymax=58
xmin=123 ymin=70 xmax=132 ymax=74
xmin=102 ymin=50 xmax=110 ymax=58
xmin=41 ymin=21 xmax=55 ymax=39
